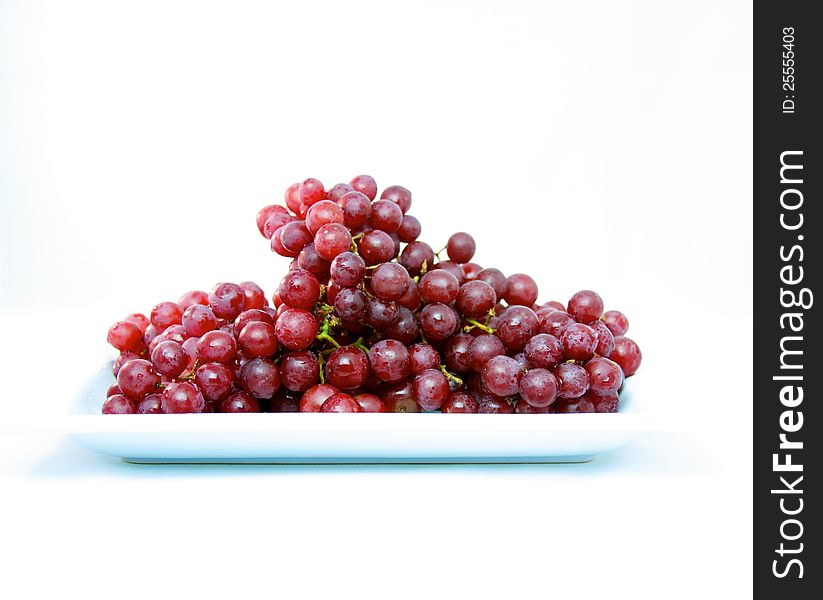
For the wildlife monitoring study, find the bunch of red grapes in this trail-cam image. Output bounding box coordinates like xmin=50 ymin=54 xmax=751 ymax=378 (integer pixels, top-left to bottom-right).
xmin=103 ymin=175 xmax=642 ymax=414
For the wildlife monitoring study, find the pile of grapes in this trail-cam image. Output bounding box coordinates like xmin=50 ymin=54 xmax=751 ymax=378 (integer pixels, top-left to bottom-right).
xmin=103 ymin=175 xmax=642 ymax=414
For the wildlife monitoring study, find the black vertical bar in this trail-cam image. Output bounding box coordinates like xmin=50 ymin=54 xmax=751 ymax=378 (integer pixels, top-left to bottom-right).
xmin=754 ymin=2 xmax=820 ymax=598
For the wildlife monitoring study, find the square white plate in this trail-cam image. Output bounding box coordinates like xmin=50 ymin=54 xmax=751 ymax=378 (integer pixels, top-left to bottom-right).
xmin=67 ymin=362 xmax=652 ymax=463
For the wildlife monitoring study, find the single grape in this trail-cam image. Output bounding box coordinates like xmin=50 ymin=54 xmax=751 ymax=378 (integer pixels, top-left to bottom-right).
xmin=477 ymin=397 xmax=515 ymax=414
xmin=590 ymin=320 xmax=615 ymax=357
xmin=256 ymin=204 xmax=288 ymax=237
xmin=540 ymin=310 xmax=575 ymax=338
xmin=209 ymin=283 xmax=246 ymax=321
xmin=284 ymin=182 xmax=302 ymax=213
xmin=397 ymin=215 xmax=422 ymax=243
xmin=150 ymin=340 xmax=188 ymax=379
xmin=337 ymin=191 xmax=372 ymax=228
xmin=136 ymin=393 xmax=163 ymax=414
xmin=368 ymin=199 xmax=403 ymax=233
xmin=475 ymin=268 xmax=507 ymax=299
xmin=461 ymin=262 xmax=482 ymax=281
xmin=232 ymin=308 xmax=275 ymax=337
xmin=150 ymin=302 xmax=183 ymax=331
xmin=358 ymin=230 xmax=395 ymax=265
xmin=383 ymin=307 xmax=420 ymax=345
xmin=181 ymin=304 xmax=218 ymax=338
xmin=446 ymin=232 xmax=476 ymax=263
xmin=117 ymin=359 xmax=160 ymax=399
xmin=371 ymin=262 xmax=411 ymax=301
xmin=298 ymin=178 xmax=326 ymax=207
xmin=320 ymin=393 xmax=363 ymax=412
xmin=271 ymin=388 xmax=301 ymax=412
xmin=399 ymin=241 xmax=435 ymax=276
xmin=279 ymin=221 xmax=313 ymax=256
xmin=331 ymin=287 xmax=367 ymax=322
xmin=239 ymin=281 xmax=267 ymax=310
xmin=380 ymin=185 xmax=412 ymax=213
xmin=350 ymin=174 xmax=377 ymax=200
xmin=270 ymin=231 xmax=293 ymax=256
xmin=518 ymin=368 xmax=559 ymax=408
xmin=381 ymin=380 xmax=420 ymax=413
xmin=196 ymin=330 xmax=237 ymax=364
xmin=602 ymin=310 xmax=629 ymax=337
xmin=495 ymin=306 xmax=539 ymax=351
xmin=419 ymin=270 xmax=459 ymax=304
xmin=515 ymin=400 xmax=550 ymax=414
xmin=278 ymin=269 xmax=321 ymax=310
xmin=554 ymin=362 xmax=590 ymax=398
xmin=161 ymin=381 xmax=206 ymax=413
xmin=369 ymin=339 xmax=412 ymax=383
xmin=298 ymin=243 xmax=331 ymax=277
xmin=355 ymin=393 xmax=385 ymax=412
xmin=467 ymin=334 xmax=506 ymax=372
xmin=276 ymin=351 xmax=318 ymax=392
xmin=107 ymin=320 xmax=145 ymax=353
xmin=412 ymin=369 xmax=450 ymax=411
xmin=585 ymin=357 xmax=624 ymax=396
xmin=396 ymin=278 xmax=422 ymax=311
xmin=327 ymin=182 xmax=355 ymax=202
xmin=419 ymin=303 xmax=458 ymax=341
xmin=456 ymin=280 xmax=496 ymax=319
xmin=329 ymin=251 xmax=365 ymax=288
xmin=305 ymin=200 xmax=345 ymax=235
xmin=239 ymin=357 xmax=280 ymax=399
xmin=106 ymin=382 xmax=122 ymax=397
xmin=195 ymin=362 xmax=235 ymax=402
xmin=275 ymin=308 xmax=319 ymax=350
xmin=591 ymin=391 xmax=619 ymax=413
xmin=433 ymin=261 xmax=465 ymax=285
xmin=123 ymin=313 xmax=150 ymax=333
xmin=551 ymin=396 xmax=596 ymax=413
xmin=504 ymin=274 xmax=538 ymax=307
xmin=238 ymin=321 xmax=278 ymax=358
xmin=102 ymin=394 xmax=136 ymax=414
xmin=113 ymin=351 xmax=141 ymax=377
xmin=441 ymin=392 xmax=479 ymax=413
xmin=300 ymin=383 xmax=340 ymax=412
xmin=325 ymin=346 xmax=371 ymax=390
xmin=568 ymin=290 xmax=604 ymax=324
xmin=559 ymin=323 xmax=597 ymax=361
xmin=480 ymin=355 xmax=524 ymax=397
xmin=178 ymin=290 xmax=210 ymax=311
xmin=314 ymin=222 xmax=353 ymax=261
xmin=523 ymin=333 xmax=563 ymax=369
xmin=263 ymin=212 xmax=296 ymax=240
xmin=366 ymin=297 xmax=400 ymax=330
xmin=610 ymin=336 xmax=642 ymax=376
xmin=409 ymin=343 xmax=441 ymax=375
xmin=444 ymin=334 xmax=474 ymax=374
xmin=219 ymin=391 xmax=260 ymax=413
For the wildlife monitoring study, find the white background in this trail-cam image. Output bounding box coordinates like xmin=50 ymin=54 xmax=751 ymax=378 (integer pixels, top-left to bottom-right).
xmin=0 ymin=1 xmax=752 ymax=598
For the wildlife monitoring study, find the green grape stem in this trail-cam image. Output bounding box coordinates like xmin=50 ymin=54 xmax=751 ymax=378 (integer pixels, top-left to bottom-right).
xmin=463 ymin=318 xmax=496 ymax=335
xmin=439 ymin=365 xmax=463 ymax=387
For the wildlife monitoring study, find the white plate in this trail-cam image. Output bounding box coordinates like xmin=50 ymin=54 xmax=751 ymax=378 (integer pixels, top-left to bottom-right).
xmin=67 ymin=362 xmax=652 ymax=463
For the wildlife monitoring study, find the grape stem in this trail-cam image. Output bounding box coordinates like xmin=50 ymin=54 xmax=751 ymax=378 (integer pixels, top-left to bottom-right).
xmin=349 ymin=233 xmax=364 ymax=254
xmin=313 ymin=301 xmax=335 ymax=319
xmin=439 ymin=365 xmax=463 ymax=387
xmin=315 ymin=318 xmax=341 ymax=348
xmin=352 ymin=337 xmax=370 ymax=354
xmin=318 ymin=353 xmax=326 ymax=384
xmin=463 ymin=318 xmax=495 ymax=335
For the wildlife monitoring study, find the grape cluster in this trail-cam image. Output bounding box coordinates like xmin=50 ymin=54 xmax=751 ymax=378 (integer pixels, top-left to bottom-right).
xmin=102 ymin=175 xmax=641 ymax=414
